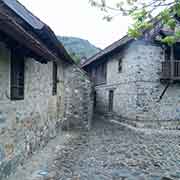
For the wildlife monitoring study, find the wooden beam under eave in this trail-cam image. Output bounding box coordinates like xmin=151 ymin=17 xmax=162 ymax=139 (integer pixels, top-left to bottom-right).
xmin=0 ymin=11 xmax=58 ymax=62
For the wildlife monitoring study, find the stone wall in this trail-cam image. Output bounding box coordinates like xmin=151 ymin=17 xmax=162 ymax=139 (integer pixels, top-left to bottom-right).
xmin=94 ymin=40 xmax=180 ymax=129
xmin=133 ymin=42 xmax=180 ymax=129
xmin=0 ymin=41 xmax=94 ymax=179
xmin=63 ymin=63 xmax=93 ymax=130
xmin=0 ymin=42 xmax=62 ymax=180
xmin=95 ymin=43 xmax=138 ymax=119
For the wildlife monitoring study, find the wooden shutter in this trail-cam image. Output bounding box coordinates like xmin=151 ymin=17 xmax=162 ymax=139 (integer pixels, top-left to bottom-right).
xmin=52 ymin=62 xmax=57 ymax=95
xmin=11 ymin=49 xmax=25 ymax=100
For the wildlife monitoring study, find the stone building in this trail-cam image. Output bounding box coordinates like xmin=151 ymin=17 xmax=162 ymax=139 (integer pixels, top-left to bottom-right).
xmin=0 ymin=0 xmax=93 ymax=179
xmin=82 ymin=18 xmax=180 ymax=130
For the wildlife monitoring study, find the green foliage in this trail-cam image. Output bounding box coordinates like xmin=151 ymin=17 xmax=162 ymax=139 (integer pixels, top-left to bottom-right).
xmin=70 ymin=52 xmax=81 ymax=64
xmin=175 ymin=29 xmax=180 ymax=38
xmin=161 ymin=36 xmax=176 ymax=46
xmin=174 ymin=2 xmax=180 ymax=16
xmin=128 ymin=21 xmax=153 ymax=38
xmin=167 ymin=19 xmax=176 ymax=29
xmin=160 ymin=9 xmax=171 ymax=24
xmin=89 ymin=0 xmax=180 ymax=45
xmin=128 ymin=28 xmax=142 ymax=38
xmin=131 ymin=9 xmax=147 ymax=22
xmin=57 ymin=36 xmax=100 ymax=64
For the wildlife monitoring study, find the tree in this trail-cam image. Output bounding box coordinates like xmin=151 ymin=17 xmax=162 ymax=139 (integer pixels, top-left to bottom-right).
xmin=89 ymin=0 xmax=180 ymax=45
xmin=70 ymin=52 xmax=81 ymax=64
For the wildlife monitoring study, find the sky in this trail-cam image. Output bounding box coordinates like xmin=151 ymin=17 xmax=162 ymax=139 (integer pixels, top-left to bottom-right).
xmin=19 ymin=0 xmax=131 ymax=49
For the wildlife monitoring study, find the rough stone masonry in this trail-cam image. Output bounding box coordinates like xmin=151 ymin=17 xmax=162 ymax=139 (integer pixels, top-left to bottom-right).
xmin=63 ymin=63 xmax=94 ymax=130
xmin=93 ymin=40 xmax=180 ymax=129
xmin=0 ymin=41 xmax=93 ymax=180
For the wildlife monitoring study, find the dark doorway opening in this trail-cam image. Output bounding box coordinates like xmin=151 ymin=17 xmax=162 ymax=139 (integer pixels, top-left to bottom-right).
xmin=94 ymin=91 xmax=97 ymax=110
xmin=108 ymin=90 xmax=114 ymax=112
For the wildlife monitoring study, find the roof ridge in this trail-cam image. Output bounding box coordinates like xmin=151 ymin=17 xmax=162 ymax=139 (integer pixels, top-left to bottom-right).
xmin=81 ymin=14 xmax=164 ymax=68
xmin=81 ymin=35 xmax=132 ymax=67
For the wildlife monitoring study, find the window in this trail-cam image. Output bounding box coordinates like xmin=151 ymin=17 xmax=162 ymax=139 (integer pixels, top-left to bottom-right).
xmin=52 ymin=62 xmax=57 ymax=95
xmin=95 ymin=62 xmax=107 ymax=85
xmin=118 ymin=58 xmax=122 ymax=72
xmin=102 ymin=62 xmax=107 ymax=80
xmin=11 ymin=49 xmax=25 ymax=100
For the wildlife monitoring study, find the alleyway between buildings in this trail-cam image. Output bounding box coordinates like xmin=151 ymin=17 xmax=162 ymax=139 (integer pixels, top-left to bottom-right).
xmin=8 ymin=116 xmax=180 ymax=180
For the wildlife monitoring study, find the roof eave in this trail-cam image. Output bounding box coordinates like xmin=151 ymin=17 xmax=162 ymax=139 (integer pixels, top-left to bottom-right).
xmin=81 ymin=36 xmax=133 ymax=68
xmin=0 ymin=0 xmax=74 ymax=64
xmin=0 ymin=6 xmax=58 ymax=62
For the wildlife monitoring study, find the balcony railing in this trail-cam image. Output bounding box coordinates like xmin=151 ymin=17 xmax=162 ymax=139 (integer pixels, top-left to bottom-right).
xmin=161 ymin=61 xmax=180 ymax=80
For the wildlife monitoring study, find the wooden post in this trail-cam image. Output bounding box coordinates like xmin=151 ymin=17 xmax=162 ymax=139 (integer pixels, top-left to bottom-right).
xmin=170 ymin=45 xmax=174 ymax=82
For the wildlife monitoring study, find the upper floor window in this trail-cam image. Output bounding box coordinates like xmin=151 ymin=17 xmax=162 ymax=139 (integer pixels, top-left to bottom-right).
xmin=118 ymin=58 xmax=122 ymax=73
xmin=95 ymin=62 xmax=107 ymax=85
xmin=101 ymin=62 xmax=107 ymax=80
xmin=11 ymin=49 xmax=25 ymax=100
xmin=52 ymin=62 xmax=57 ymax=96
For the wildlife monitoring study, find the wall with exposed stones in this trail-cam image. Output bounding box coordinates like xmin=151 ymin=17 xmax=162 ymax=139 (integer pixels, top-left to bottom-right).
xmin=0 ymin=40 xmax=94 ymax=179
xmin=132 ymin=41 xmax=180 ymax=129
xmin=0 ymin=41 xmax=64 ymax=180
xmin=95 ymin=42 xmax=138 ymax=120
xmin=94 ymin=40 xmax=180 ymax=129
xmin=0 ymin=41 xmax=94 ymax=179
xmin=63 ymin=63 xmax=93 ymax=130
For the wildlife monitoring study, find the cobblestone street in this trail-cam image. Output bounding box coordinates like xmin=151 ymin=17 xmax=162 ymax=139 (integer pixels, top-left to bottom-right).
xmin=8 ymin=117 xmax=180 ymax=180
xmin=47 ymin=118 xmax=180 ymax=180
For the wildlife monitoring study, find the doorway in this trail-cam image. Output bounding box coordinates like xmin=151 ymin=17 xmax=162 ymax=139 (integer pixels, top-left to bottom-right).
xmin=108 ymin=90 xmax=114 ymax=112
xmin=94 ymin=91 xmax=97 ymax=111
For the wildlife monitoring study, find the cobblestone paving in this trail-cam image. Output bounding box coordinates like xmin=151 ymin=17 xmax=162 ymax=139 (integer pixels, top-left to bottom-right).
xmin=49 ymin=119 xmax=180 ymax=180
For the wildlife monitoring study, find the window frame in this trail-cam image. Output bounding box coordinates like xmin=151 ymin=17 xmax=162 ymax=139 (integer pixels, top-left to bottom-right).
xmin=95 ymin=62 xmax=107 ymax=85
xmin=10 ymin=49 xmax=25 ymax=100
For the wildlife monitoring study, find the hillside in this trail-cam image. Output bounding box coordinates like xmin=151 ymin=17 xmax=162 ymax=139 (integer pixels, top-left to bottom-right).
xmin=57 ymin=36 xmax=100 ymax=64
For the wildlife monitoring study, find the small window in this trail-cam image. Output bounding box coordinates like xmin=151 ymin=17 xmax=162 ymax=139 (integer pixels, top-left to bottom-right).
xmin=11 ymin=49 xmax=25 ymax=100
xmin=52 ymin=62 xmax=57 ymax=95
xmin=118 ymin=59 xmax=122 ymax=72
xmin=102 ymin=62 xmax=107 ymax=80
xmin=94 ymin=62 xmax=107 ymax=85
